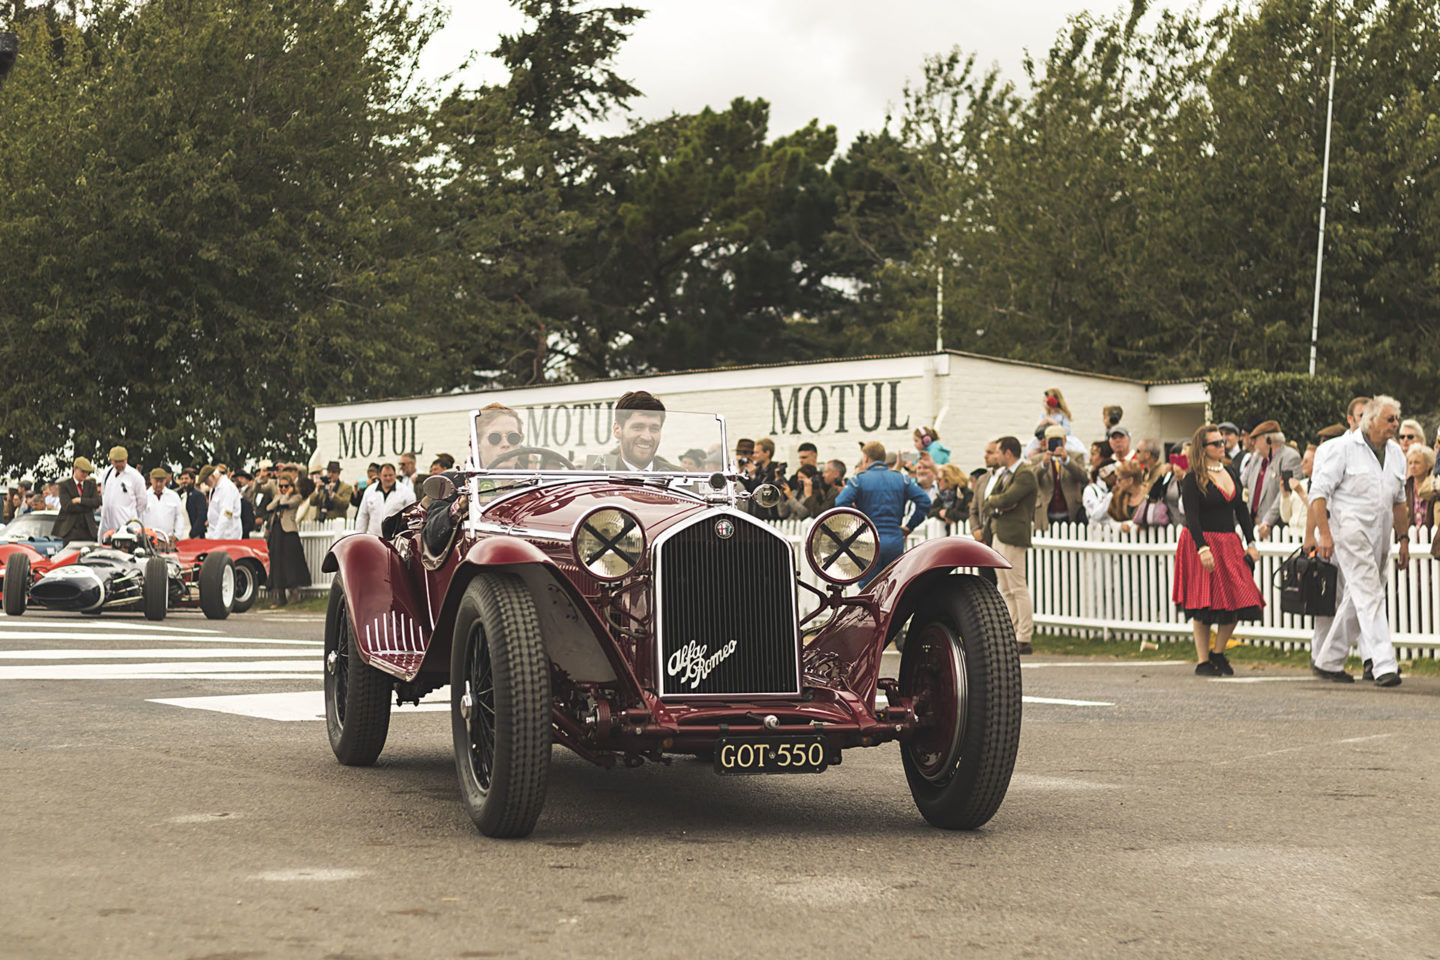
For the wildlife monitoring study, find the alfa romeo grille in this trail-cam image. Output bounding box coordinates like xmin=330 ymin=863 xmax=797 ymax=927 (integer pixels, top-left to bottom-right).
xmin=655 ymin=513 xmax=799 ymax=697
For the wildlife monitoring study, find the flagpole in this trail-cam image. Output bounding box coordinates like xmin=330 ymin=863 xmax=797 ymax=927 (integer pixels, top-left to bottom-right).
xmin=1308 ymin=34 xmax=1337 ymax=376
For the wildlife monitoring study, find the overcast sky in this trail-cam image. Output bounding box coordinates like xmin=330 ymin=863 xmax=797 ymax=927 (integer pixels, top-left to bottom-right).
xmin=418 ymin=0 xmax=1138 ymax=148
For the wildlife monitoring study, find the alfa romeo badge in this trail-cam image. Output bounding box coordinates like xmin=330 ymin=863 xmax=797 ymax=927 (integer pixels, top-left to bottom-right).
xmin=714 ymin=518 xmax=735 ymax=539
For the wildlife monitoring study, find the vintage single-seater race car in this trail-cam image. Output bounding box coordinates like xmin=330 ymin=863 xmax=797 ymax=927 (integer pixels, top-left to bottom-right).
xmin=1 ymin=521 xmax=260 ymax=620
xmin=323 ymin=406 xmax=1023 ymax=838
xmin=0 ymin=527 xmax=269 ymax=617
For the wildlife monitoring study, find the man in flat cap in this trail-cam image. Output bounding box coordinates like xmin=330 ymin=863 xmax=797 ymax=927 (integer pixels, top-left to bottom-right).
xmin=53 ymin=457 xmax=101 ymax=544
xmin=99 ymin=445 xmax=150 ymax=537
xmin=142 ymin=467 xmax=188 ymax=541
xmin=1241 ymin=420 xmax=1302 ymax=540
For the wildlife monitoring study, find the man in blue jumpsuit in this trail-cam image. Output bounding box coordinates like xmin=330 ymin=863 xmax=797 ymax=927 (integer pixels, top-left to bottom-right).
xmin=835 ymin=441 xmax=931 ymax=589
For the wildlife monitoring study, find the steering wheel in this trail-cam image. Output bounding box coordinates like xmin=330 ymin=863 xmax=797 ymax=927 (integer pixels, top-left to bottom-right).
xmin=483 ymin=446 xmax=576 ymax=471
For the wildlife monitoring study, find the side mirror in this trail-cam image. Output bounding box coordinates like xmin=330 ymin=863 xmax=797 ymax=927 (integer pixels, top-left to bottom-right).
xmin=753 ymin=483 xmax=782 ymax=509
xmin=422 ymin=474 xmax=456 ymax=502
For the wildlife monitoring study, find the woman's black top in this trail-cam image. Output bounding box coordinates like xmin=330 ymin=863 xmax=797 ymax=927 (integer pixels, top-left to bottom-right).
xmin=1180 ymin=465 xmax=1254 ymax=549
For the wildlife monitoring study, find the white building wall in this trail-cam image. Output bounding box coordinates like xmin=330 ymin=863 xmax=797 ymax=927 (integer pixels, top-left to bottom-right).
xmin=313 ymin=353 xmax=1205 ymax=479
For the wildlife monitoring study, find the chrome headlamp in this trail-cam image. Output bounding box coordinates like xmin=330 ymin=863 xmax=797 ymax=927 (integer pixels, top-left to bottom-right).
xmin=573 ymin=507 xmax=645 ymax=581
xmin=805 ymin=508 xmax=879 ymax=585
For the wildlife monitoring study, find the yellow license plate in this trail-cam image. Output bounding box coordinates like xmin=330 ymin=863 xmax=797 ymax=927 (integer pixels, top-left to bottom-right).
xmin=713 ymin=737 xmax=829 ymax=775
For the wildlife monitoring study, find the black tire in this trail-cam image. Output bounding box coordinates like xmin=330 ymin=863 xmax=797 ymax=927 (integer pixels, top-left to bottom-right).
xmin=198 ymin=552 xmax=234 ymax=619
xmin=3 ymin=553 xmax=29 ymax=616
xmin=231 ymin=560 xmax=262 ymax=614
xmin=451 ymin=572 xmax=550 ymax=838
xmin=143 ymin=557 xmax=168 ymax=621
xmin=899 ymin=573 xmax=1022 ymax=830
xmin=324 ymin=577 xmax=393 ymax=765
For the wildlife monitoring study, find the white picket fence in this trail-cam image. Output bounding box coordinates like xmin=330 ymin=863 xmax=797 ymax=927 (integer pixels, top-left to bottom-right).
xmin=291 ymin=514 xmax=1439 ymax=659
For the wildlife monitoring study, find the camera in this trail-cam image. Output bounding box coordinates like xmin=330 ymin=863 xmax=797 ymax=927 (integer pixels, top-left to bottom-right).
xmin=1046 ymin=437 xmax=1064 ymax=453
xmin=1280 ymin=469 xmax=1293 ymax=484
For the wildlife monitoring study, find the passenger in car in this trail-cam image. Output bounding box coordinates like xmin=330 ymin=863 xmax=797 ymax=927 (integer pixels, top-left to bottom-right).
xmin=587 ymin=391 xmax=679 ymax=472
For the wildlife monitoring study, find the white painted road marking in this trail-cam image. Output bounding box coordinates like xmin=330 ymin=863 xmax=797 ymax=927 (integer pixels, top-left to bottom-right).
xmin=0 ymin=620 xmax=221 ymax=634
xmin=0 ymin=631 xmax=319 ymax=645
xmin=0 ymin=661 xmax=321 ymax=680
xmin=150 ymin=689 xmax=450 ymax=721
xmin=0 ymin=648 xmax=316 ymax=660
xmin=1021 ymin=696 xmax=1115 ymax=707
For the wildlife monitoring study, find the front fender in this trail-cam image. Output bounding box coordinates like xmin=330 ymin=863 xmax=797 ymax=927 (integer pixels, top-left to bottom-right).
xmin=805 ymin=536 xmax=1008 ymax=700
xmin=429 ymin=536 xmax=646 ymax=704
xmin=322 ymin=534 xmax=428 ymax=679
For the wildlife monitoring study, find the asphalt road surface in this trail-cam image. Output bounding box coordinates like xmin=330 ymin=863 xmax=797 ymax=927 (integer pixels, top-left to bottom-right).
xmin=3 ymin=608 xmax=1438 ymax=960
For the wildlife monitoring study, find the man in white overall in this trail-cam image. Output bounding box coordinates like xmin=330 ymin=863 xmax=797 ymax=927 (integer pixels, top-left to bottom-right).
xmin=1307 ymin=396 xmax=1409 ymax=687
xmin=202 ymin=465 xmax=244 ymax=540
xmin=1304 ymin=397 xmax=1368 ymax=673
xmin=99 ymin=446 xmax=151 ymax=538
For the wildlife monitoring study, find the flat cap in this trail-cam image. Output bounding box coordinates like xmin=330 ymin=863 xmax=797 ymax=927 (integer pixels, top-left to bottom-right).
xmin=108 ymin=445 xmax=128 ymax=462
xmin=196 ymin=465 xmax=215 ymax=486
xmin=1317 ymin=423 xmax=1347 ymax=441
xmin=73 ymin=457 xmax=94 ymax=474
xmin=148 ymin=467 xmax=168 ymax=480
xmin=1248 ymin=420 xmax=1281 ymax=438
xmin=1217 ymin=422 xmax=1240 ymax=434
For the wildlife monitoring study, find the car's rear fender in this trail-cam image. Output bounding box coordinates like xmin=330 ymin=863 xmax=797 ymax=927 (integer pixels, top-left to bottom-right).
xmin=428 ymin=537 xmax=643 ymax=702
xmin=321 ymin=534 xmax=429 ymax=680
xmin=804 ymin=536 xmax=1011 ymax=699
xmin=180 ymin=538 xmax=271 ymax=578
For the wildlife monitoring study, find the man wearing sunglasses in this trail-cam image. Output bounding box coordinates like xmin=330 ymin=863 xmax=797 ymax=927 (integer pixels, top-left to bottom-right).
xmin=1308 ymin=395 xmax=1408 ymax=687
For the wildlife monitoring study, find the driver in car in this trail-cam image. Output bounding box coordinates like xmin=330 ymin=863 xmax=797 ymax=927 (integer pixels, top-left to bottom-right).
xmin=422 ymin=402 xmax=522 ymax=558
xmin=589 ymin=391 xmax=679 ymax=472
xmin=474 ymin=403 xmax=523 ymax=469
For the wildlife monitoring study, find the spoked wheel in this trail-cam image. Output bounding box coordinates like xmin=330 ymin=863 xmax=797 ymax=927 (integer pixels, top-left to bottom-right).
xmin=230 ymin=560 xmax=262 ymax=614
xmin=324 ymin=577 xmax=392 ymax=765
xmin=899 ymin=573 xmax=1022 ymax=829
xmin=450 ymin=572 xmax=550 ymax=838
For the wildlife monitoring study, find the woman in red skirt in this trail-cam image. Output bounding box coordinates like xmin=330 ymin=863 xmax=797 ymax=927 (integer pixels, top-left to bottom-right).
xmin=1174 ymin=423 xmax=1263 ymax=675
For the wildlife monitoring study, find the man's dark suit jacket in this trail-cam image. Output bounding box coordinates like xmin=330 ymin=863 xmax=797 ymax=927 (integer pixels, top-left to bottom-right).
xmin=53 ymin=477 xmax=100 ymax=543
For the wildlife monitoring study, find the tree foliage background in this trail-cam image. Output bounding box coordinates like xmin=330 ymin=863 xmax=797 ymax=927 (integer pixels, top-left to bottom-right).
xmin=1 ymin=0 xmax=1436 ymax=474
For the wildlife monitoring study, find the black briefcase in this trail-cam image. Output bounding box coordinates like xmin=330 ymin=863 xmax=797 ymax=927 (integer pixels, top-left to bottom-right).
xmin=1275 ymin=549 xmax=1338 ymax=617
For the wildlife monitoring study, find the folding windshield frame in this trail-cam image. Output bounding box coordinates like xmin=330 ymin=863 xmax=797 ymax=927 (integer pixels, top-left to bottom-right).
xmin=465 ymin=409 xmax=732 ymax=478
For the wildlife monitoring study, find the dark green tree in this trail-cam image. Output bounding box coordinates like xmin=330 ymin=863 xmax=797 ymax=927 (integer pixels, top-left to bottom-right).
xmin=0 ymin=0 xmax=454 ymax=472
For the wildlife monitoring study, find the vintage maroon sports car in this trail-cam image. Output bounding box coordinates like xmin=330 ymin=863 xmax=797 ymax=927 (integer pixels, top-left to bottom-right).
xmin=322 ymin=408 xmax=1022 ymax=838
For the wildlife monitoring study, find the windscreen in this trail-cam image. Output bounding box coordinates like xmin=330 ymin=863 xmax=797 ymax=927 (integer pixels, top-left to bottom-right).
xmin=470 ymin=405 xmax=729 ymax=475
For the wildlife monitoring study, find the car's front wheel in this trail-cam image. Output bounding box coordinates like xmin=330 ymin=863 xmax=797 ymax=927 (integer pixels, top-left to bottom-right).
xmin=899 ymin=573 xmax=1022 ymax=830
xmin=451 ymin=572 xmax=550 ymax=838
xmin=143 ymin=557 xmax=168 ymax=621
xmin=324 ymin=577 xmax=392 ymax=765
xmin=3 ymin=553 xmax=30 ymax=616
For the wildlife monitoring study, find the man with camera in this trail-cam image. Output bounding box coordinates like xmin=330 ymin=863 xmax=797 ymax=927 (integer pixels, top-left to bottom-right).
xmin=741 ymin=437 xmax=787 ymax=520
xmin=307 ymin=460 xmax=355 ymax=522
xmin=1030 ymin=424 xmax=1087 ymax=528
